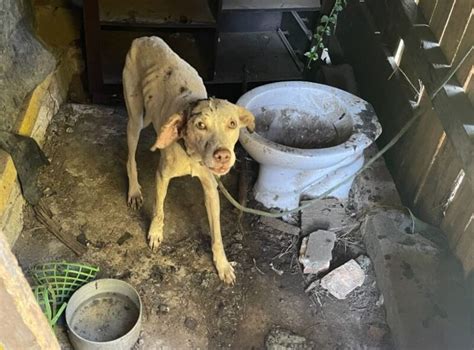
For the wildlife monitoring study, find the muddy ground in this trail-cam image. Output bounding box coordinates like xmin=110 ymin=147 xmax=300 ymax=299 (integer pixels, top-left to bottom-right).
xmin=14 ymin=104 xmax=392 ymax=349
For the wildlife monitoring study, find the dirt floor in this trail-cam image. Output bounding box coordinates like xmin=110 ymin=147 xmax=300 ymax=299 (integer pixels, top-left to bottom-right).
xmin=14 ymin=104 xmax=393 ymax=349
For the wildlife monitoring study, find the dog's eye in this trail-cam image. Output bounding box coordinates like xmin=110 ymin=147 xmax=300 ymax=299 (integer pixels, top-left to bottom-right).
xmin=229 ymin=120 xmax=237 ymax=129
xmin=196 ymin=121 xmax=206 ymax=130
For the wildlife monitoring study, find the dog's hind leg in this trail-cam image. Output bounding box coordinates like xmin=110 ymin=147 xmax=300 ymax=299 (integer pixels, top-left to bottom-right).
xmin=123 ymin=67 xmax=145 ymax=209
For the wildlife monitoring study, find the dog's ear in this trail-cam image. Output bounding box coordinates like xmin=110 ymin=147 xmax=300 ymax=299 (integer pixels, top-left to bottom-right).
xmin=237 ymin=106 xmax=256 ymax=133
xmin=150 ymin=112 xmax=186 ymax=151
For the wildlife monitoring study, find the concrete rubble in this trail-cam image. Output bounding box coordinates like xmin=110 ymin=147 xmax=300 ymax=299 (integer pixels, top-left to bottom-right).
xmin=301 ymin=198 xmax=351 ymax=235
xmin=363 ymin=213 xmax=470 ymax=350
xmin=260 ymin=216 xmax=300 ymax=236
xmin=299 ymin=230 xmax=336 ymax=274
xmin=320 ymin=259 xmax=365 ymax=299
xmin=355 ymin=254 xmax=371 ymax=271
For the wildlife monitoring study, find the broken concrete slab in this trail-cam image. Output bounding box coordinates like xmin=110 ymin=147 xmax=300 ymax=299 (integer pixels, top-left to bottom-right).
xmin=320 ymin=259 xmax=365 ymax=299
xmin=301 ymin=198 xmax=352 ymax=235
xmin=260 ymin=216 xmax=300 ymax=236
xmin=265 ymin=327 xmax=314 ymax=350
xmin=363 ymin=213 xmax=470 ymax=350
xmin=299 ymin=230 xmax=336 ymax=274
xmin=349 ymin=145 xmax=402 ymax=212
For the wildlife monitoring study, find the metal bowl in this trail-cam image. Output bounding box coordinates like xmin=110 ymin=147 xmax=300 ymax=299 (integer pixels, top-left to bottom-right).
xmin=65 ymin=279 xmax=142 ymax=350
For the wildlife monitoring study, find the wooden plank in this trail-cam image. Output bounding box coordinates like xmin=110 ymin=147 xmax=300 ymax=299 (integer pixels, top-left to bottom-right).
xmin=452 ymin=216 xmax=474 ymax=274
xmin=441 ymin=179 xmax=474 ymax=251
xmin=439 ymin=0 xmax=473 ymax=63
xmin=453 ymin=11 xmax=474 ymax=85
xmin=83 ymin=0 xmax=105 ymax=103
xmin=214 ymin=31 xmax=302 ymax=83
xmin=99 ymin=0 xmax=216 ymax=25
xmin=429 ymin=0 xmax=456 ymax=41
xmin=222 ymin=0 xmax=321 ymax=11
xmin=394 ymin=103 xmax=446 ymax=206
xmin=414 ymin=137 xmax=463 ymax=226
xmin=418 ymin=0 xmax=438 ymax=23
xmin=364 ymin=0 xmax=474 ymax=190
xmin=0 ymin=230 xmax=60 ymax=349
xmin=465 ymin=68 xmax=474 ymax=105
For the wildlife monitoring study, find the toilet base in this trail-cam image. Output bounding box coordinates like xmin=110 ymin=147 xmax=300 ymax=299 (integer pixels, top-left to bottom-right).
xmin=253 ymin=154 xmax=365 ymax=210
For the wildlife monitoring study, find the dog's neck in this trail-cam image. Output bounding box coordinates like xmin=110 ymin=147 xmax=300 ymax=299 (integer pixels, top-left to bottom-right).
xmin=176 ymin=138 xmax=187 ymax=153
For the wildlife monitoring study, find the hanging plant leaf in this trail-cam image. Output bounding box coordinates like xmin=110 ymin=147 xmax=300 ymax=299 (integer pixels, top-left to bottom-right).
xmin=320 ymin=15 xmax=329 ymax=23
xmin=305 ymin=0 xmax=347 ymax=69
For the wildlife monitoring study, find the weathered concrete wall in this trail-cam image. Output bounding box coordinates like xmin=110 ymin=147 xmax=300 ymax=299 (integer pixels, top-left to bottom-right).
xmin=31 ymin=0 xmax=87 ymax=102
xmin=0 ymin=0 xmax=56 ymax=131
xmin=0 ymin=0 xmax=85 ymax=245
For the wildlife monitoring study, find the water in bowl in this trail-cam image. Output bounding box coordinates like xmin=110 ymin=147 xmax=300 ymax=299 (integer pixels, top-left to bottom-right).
xmin=70 ymin=292 xmax=139 ymax=342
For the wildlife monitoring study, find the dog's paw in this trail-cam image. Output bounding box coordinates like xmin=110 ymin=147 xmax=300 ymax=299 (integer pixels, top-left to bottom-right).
xmin=128 ymin=191 xmax=143 ymax=210
xmin=147 ymin=220 xmax=163 ymax=251
xmin=216 ymin=260 xmax=236 ymax=285
xmin=147 ymin=232 xmax=162 ymax=251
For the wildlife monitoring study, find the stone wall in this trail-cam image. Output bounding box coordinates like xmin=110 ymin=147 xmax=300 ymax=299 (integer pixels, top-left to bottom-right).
xmin=0 ymin=0 xmax=56 ymax=131
xmin=0 ymin=0 xmax=84 ymax=245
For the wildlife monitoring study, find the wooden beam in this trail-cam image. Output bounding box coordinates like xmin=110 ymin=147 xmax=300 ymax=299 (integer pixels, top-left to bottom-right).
xmin=83 ymin=0 xmax=106 ymax=103
xmin=429 ymin=0 xmax=456 ymax=40
xmin=439 ymin=0 xmax=473 ymax=64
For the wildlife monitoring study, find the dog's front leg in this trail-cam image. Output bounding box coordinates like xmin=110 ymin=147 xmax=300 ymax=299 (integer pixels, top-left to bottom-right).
xmin=148 ymin=169 xmax=170 ymax=251
xmin=198 ymin=172 xmax=236 ymax=285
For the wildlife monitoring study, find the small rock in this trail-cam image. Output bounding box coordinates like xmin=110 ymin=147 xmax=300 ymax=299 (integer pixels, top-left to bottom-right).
xmin=356 ymin=254 xmax=371 ymax=270
xmin=116 ymin=270 xmax=132 ymax=280
xmin=93 ymin=240 xmax=107 ymax=249
xmin=299 ymin=230 xmax=336 ymax=274
xmin=65 ymin=127 xmax=74 ymax=133
xmin=117 ymin=231 xmax=133 ymax=245
xmin=43 ymin=187 xmax=53 ymax=197
xmin=260 ymin=216 xmax=300 ymax=236
xmin=49 ymin=124 xmax=58 ymax=135
xmin=265 ymin=327 xmax=314 ymax=350
xmin=376 ymin=294 xmax=384 ymax=307
xmin=184 ymin=317 xmax=197 ymax=330
xmin=76 ymin=232 xmax=88 ymax=245
xmin=320 ymin=259 xmax=365 ymax=299
xmin=158 ymin=304 xmax=170 ymax=313
xmin=231 ymin=243 xmax=243 ymax=251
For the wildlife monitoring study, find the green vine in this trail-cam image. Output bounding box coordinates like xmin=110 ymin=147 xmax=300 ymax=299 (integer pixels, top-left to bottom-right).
xmin=305 ymin=0 xmax=348 ymax=69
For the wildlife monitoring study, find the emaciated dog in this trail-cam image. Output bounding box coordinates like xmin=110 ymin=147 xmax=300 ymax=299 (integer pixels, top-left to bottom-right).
xmin=123 ymin=37 xmax=255 ymax=284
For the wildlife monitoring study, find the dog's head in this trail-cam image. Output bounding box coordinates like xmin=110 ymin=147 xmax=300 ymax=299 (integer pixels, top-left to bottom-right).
xmin=151 ymin=98 xmax=255 ymax=175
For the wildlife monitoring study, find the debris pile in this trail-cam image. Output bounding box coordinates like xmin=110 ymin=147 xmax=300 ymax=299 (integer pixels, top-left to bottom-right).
xmin=298 ymin=230 xmax=336 ymax=274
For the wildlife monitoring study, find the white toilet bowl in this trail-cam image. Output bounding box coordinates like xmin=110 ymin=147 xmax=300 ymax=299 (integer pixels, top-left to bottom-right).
xmin=237 ymin=81 xmax=382 ymax=210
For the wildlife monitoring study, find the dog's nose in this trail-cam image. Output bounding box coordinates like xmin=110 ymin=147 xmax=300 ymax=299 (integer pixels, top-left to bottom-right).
xmin=213 ymin=148 xmax=231 ymax=164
